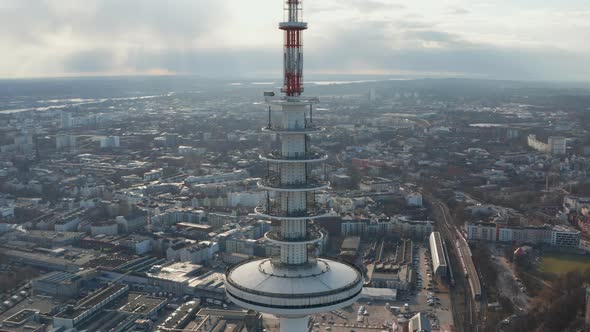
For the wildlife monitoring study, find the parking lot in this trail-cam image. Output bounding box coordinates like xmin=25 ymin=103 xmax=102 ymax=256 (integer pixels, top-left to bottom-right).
xmin=414 ymin=244 xmax=454 ymax=330
xmin=310 ymin=241 xmax=454 ymax=331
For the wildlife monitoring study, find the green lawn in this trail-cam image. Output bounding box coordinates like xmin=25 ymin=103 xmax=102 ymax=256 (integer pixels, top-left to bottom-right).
xmin=539 ymin=253 xmax=590 ymax=275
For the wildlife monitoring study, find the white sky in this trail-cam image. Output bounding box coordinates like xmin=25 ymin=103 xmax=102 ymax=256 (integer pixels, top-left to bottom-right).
xmin=0 ymin=0 xmax=588 ymax=80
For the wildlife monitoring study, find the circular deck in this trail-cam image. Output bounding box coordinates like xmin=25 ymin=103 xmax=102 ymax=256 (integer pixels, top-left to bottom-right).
xmin=259 ymin=152 xmax=328 ymax=164
xmin=262 ymin=126 xmax=324 ymax=134
xmin=254 ymin=206 xmax=332 ymax=221
xmin=257 ymin=179 xmax=330 ymax=192
xmin=225 ymin=258 xmax=363 ymax=316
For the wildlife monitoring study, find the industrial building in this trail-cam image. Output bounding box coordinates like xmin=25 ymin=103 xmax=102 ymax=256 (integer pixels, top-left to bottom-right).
xmin=33 ymin=271 xmax=85 ymax=297
xmin=1 ymin=247 xmax=96 ymax=272
xmin=53 ymin=284 xmax=129 ymax=329
xmin=51 ymin=284 xmax=168 ymax=331
xmin=1 ymin=309 xmax=45 ymax=332
xmin=429 ymin=232 xmax=448 ymax=277
xmin=360 ymin=287 xmax=397 ymax=301
xmin=190 ymin=308 xmax=263 ymax=332
xmin=366 ymin=263 xmax=414 ymax=291
xmin=118 ymin=292 xmax=168 ymax=319
xmin=157 ymin=300 xmax=200 ymax=331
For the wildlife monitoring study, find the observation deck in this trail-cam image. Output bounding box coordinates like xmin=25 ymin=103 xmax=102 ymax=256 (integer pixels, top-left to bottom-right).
xmin=264 ymin=226 xmax=324 ymax=245
xmin=258 ymin=177 xmax=329 ymax=192
xmin=264 ymin=95 xmax=319 ymax=106
xmin=279 ymin=22 xmax=308 ymax=30
xmin=262 ymin=125 xmax=324 ymax=134
xmin=259 ymin=151 xmax=328 ymax=163
xmin=225 ymin=257 xmax=363 ymax=316
xmin=254 ymin=205 xmax=332 ymax=221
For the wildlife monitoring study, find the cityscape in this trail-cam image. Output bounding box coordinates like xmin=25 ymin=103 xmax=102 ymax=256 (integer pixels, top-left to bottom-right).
xmin=1 ymin=1 xmax=590 ymax=332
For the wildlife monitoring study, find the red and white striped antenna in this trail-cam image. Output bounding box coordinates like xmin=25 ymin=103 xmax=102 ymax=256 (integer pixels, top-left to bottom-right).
xmin=279 ymin=0 xmax=307 ymax=97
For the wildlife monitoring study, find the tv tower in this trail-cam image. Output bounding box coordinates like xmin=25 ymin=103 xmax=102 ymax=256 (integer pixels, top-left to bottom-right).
xmin=224 ymin=1 xmax=363 ymax=331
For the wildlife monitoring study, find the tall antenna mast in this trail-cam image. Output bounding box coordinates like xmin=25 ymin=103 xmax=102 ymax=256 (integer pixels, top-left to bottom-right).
xmin=280 ymin=0 xmax=306 ymax=97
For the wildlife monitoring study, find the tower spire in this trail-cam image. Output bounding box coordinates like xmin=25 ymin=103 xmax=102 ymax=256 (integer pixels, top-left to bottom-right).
xmin=280 ymin=0 xmax=306 ymax=96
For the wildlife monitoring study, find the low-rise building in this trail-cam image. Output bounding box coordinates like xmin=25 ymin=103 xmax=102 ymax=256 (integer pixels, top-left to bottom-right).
xmin=2 ymin=309 xmax=45 ymax=332
xmin=342 ymin=216 xmax=433 ymax=240
xmin=409 ymin=312 xmax=431 ymax=332
xmin=16 ymin=230 xmax=84 ymax=247
xmin=116 ymin=212 xmax=147 ymax=233
xmin=429 ymin=232 xmax=448 ymax=277
xmin=185 ymin=170 xmax=248 ymax=186
xmin=53 ymin=284 xmax=129 ymax=329
xmin=90 ymin=220 xmax=119 ymax=236
xmin=467 ymin=222 xmax=580 ymax=248
xmin=33 ymin=271 xmax=83 ymax=297
xmin=367 ymin=263 xmax=414 ymax=291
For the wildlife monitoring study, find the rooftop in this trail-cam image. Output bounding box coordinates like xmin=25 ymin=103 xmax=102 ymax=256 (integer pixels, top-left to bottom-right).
xmin=226 ymin=258 xmax=362 ymax=298
xmin=4 ymin=309 xmax=38 ymax=326
xmin=55 ymin=284 xmax=128 ymax=319
xmin=161 ymin=300 xmax=200 ymax=329
xmin=118 ymin=292 xmax=167 ymax=315
xmin=36 ymin=271 xmax=80 ymax=284
xmin=147 ymin=262 xmax=203 ymax=283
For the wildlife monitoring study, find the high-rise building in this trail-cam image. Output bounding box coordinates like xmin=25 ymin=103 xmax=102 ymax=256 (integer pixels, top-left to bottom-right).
xmin=61 ymin=112 xmax=72 ymax=129
xmin=548 ymin=136 xmax=567 ymax=155
xmin=56 ymin=134 xmax=76 ymax=151
xmin=100 ymin=136 xmax=120 ymax=148
xmin=224 ymin=1 xmax=363 ymax=331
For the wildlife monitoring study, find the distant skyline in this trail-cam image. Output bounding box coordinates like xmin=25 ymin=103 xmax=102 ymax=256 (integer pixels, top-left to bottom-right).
xmin=1 ymin=0 xmax=589 ymax=81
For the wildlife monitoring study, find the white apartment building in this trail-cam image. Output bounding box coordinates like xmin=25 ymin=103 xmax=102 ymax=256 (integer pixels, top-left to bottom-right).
xmin=467 ymin=222 xmax=580 ymax=248
xmin=184 ymin=170 xmax=247 ymax=186
xmin=100 ymin=136 xmax=120 ymax=148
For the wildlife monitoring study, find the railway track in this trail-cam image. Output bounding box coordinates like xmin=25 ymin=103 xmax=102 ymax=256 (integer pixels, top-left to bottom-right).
xmin=430 ymin=198 xmax=484 ymax=331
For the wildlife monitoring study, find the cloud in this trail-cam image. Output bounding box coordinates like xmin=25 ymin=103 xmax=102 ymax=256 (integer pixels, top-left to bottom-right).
xmin=308 ymin=0 xmax=404 ymax=14
xmin=0 ymin=0 xmax=225 ymax=76
xmin=403 ymin=30 xmax=471 ymax=47
xmin=447 ymin=7 xmax=470 ymax=15
xmin=65 ymin=49 xmax=116 ymax=73
xmin=0 ymin=0 xmax=589 ymax=80
xmin=350 ymin=0 xmax=405 ymax=12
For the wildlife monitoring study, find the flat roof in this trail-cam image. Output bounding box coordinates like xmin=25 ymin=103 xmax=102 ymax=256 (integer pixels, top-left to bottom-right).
xmin=177 ymin=222 xmax=213 ymax=230
xmin=118 ymin=292 xmax=167 ymax=315
xmin=430 ymin=232 xmax=447 ymax=267
xmin=55 ymin=284 xmax=128 ymax=319
xmin=2 ymin=247 xmax=97 ymax=269
xmin=147 ymin=262 xmax=203 ymax=283
xmin=409 ymin=312 xmax=431 ymax=331
xmin=161 ymin=301 xmax=200 ymax=329
xmin=341 ymin=236 xmax=361 ymax=251
xmin=4 ymin=309 xmax=38 ymax=325
xmin=37 ymin=271 xmax=78 ymax=284
xmin=361 ymin=287 xmax=397 ymax=299
xmin=188 ymin=271 xmax=225 ymax=291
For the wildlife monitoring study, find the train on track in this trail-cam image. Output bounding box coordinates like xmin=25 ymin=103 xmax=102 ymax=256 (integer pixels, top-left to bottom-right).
xmin=455 ymin=230 xmax=482 ymax=299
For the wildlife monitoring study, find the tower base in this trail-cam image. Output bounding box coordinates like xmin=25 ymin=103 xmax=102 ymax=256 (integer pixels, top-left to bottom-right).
xmin=280 ymin=316 xmax=309 ymax=332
